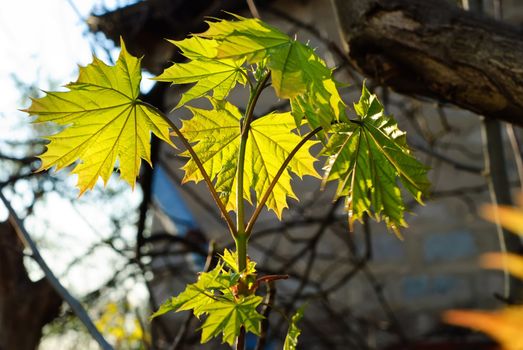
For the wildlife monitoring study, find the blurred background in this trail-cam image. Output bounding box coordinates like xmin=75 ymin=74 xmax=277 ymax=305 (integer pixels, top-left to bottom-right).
xmin=1 ymin=0 xmax=523 ymax=349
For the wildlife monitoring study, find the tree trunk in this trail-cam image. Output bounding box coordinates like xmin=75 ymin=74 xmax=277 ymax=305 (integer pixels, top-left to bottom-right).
xmin=331 ymin=0 xmax=523 ymax=126
xmin=0 ymin=221 xmax=62 ymax=350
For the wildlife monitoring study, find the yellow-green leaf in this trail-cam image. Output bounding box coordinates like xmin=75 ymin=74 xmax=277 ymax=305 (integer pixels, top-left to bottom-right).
xmin=168 ymin=37 xmax=219 ymax=60
xmin=180 ymin=98 xmax=319 ymax=218
xmin=199 ymin=295 xmax=263 ymax=346
xmin=23 ymin=39 xmax=172 ymax=194
xmin=154 ymin=43 xmax=247 ymax=108
xmin=197 ymin=15 xmax=346 ymax=130
xmin=220 ymin=249 xmax=257 ymax=274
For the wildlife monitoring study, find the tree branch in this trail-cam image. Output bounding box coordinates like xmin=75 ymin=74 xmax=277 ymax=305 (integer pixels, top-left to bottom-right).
xmin=332 ymin=0 xmax=523 ymax=126
xmin=0 ymin=191 xmax=114 ymax=350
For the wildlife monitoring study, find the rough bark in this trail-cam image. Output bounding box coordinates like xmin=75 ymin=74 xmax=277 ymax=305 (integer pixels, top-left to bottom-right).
xmin=331 ymin=0 xmax=523 ymax=126
xmin=87 ymin=0 xmax=269 ymax=74
xmin=0 ymin=221 xmax=62 ymax=350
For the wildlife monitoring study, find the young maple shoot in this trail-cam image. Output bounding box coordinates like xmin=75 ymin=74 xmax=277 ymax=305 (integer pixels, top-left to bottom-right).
xmin=23 ymin=14 xmax=429 ymax=350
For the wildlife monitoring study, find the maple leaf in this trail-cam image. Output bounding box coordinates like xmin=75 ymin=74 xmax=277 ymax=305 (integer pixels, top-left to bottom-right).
xmin=323 ymin=83 xmax=429 ymax=233
xmin=151 ymin=264 xmax=236 ymax=320
xmin=180 ymin=98 xmax=319 ymax=218
xmin=168 ymin=37 xmax=219 ymax=60
xmin=151 ymin=257 xmax=263 ymax=346
xmin=153 ymin=40 xmax=247 ymax=108
xmin=220 ymin=249 xmax=257 ymax=275
xmin=23 ymin=39 xmax=172 ymax=194
xmin=195 ymin=15 xmax=345 ymax=130
xmin=200 ymin=295 xmax=263 ymax=346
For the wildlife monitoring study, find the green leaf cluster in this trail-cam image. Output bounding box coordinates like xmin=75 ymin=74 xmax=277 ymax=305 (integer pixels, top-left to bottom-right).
xmin=322 ymin=83 xmax=430 ymax=233
xmin=22 ymin=13 xmax=432 ymax=350
xmin=151 ymin=251 xmax=263 ymax=346
xmin=23 ymin=14 xmax=430 ymax=235
xmin=180 ymin=98 xmax=318 ymax=218
xmin=158 ymin=15 xmax=345 ymax=128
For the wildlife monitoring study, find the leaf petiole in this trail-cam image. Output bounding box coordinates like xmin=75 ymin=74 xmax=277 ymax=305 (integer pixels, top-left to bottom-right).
xmin=137 ymin=100 xmax=238 ymax=236
xmin=245 ymin=126 xmax=322 ymax=235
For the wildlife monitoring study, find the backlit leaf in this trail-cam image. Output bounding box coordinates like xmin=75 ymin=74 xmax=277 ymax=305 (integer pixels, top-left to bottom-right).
xmin=168 ymin=37 xmax=219 ymax=60
xmin=221 ymin=249 xmax=257 ymax=274
xmin=199 ymin=295 xmax=263 ymax=346
xmin=151 ymin=256 xmax=263 ymax=346
xmin=154 ymin=45 xmax=246 ymax=108
xmin=323 ymin=83 xmax=429 ymax=233
xmin=284 ymin=305 xmax=306 ymax=350
xmin=23 ymin=39 xmax=172 ymax=194
xmin=197 ymin=15 xmax=346 ymax=130
xmin=202 ymin=15 xmax=289 ymax=63
xmin=150 ymin=264 xmax=236 ymax=320
xmin=180 ymin=98 xmax=319 ymax=218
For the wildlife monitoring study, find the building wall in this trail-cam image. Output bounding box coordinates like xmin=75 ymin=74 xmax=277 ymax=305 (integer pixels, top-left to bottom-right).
xmin=150 ymin=0 xmax=523 ymax=347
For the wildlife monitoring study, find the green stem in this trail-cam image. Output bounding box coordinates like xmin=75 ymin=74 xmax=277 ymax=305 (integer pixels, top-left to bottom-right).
xmin=235 ymin=233 xmax=248 ymax=273
xmin=245 ymin=126 xmax=322 ymax=235
xmin=235 ymin=71 xmax=271 ymax=272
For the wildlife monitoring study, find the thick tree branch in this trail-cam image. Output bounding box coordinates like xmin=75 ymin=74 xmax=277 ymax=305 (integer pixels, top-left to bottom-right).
xmin=332 ymin=0 xmax=523 ymax=126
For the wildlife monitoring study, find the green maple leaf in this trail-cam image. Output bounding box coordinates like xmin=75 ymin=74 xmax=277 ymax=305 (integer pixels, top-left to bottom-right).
xmin=180 ymin=98 xmax=319 ymax=218
xmin=23 ymin=39 xmax=173 ymax=194
xmin=168 ymin=37 xmax=219 ymax=60
xmin=284 ymin=305 xmax=306 ymax=350
xmin=195 ymin=15 xmax=345 ymax=130
xmin=201 ymin=15 xmax=289 ymax=62
xmin=323 ymin=84 xmax=430 ymax=233
xmin=199 ymin=295 xmax=263 ymax=346
xmin=153 ymin=41 xmax=247 ymax=108
xmin=151 ymin=263 xmax=238 ymax=320
xmin=151 ymin=257 xmax=263 ymax=346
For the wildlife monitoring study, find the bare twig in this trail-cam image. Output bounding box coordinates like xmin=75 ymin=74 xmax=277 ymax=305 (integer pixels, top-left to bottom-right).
xmin=0 ymin=190 xmax=114 ymax=350
xmin=246 ymin=0 xmax=261 ymax=19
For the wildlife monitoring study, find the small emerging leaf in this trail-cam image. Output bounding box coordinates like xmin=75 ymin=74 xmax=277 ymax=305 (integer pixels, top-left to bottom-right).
xmin=323 ymin=83 xmax=429 ymax=233
xmin=23 ymin=39 xmax=173 ymax=194
xmin=150 ymin=264 xmax=233 ymax=320
xmin=221 ymin=249 xmax=256 ymax=274
xmin=284 ymin=305 xmax=306 ymax=350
